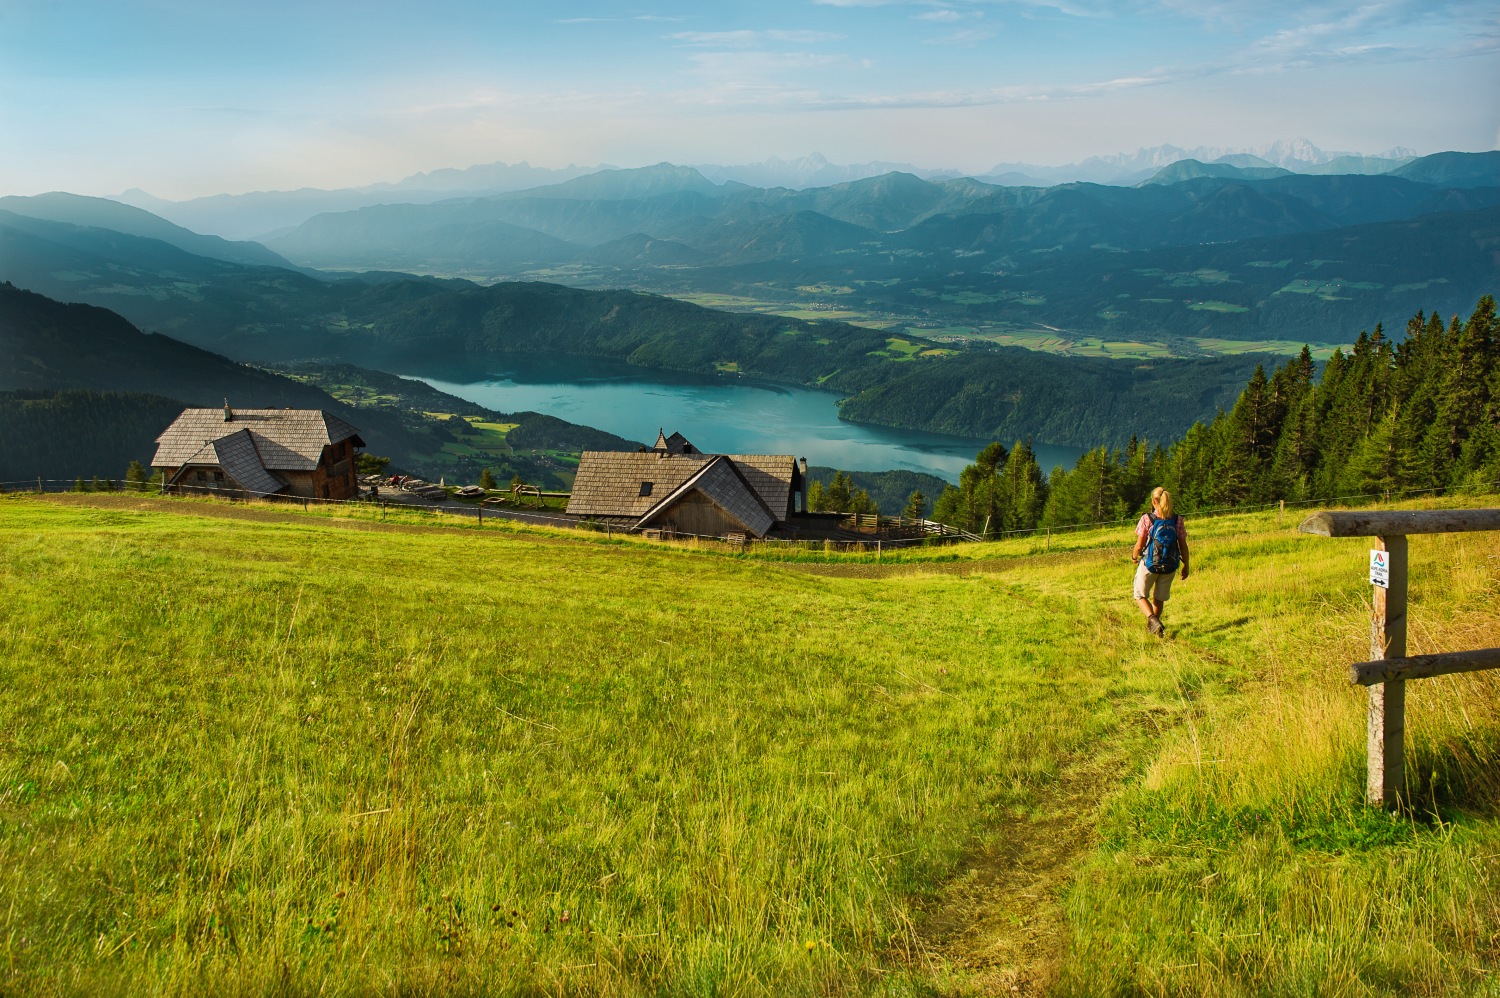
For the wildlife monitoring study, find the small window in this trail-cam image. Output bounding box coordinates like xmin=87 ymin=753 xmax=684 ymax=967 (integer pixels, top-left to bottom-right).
xmin=639 ymin=481 xmax=654 ymax=497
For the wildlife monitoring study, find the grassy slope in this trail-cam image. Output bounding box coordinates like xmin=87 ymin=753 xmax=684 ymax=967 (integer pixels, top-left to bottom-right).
xmin=1 ymin=494 xmax=1497 ymax=996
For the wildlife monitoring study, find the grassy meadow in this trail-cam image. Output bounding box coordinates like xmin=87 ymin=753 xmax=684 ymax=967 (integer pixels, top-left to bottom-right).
xmin=1 ymin=493 xmax=1498 ymax=996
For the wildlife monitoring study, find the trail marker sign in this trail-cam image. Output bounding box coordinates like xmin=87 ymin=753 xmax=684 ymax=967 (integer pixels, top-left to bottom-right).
xmin=1369 ymin=549 xmax=1390 ymax=589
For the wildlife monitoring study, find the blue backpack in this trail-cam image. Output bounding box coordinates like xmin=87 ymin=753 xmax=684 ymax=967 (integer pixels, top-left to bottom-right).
xmin=1143 ymin=515 xmax=1181 ymax=574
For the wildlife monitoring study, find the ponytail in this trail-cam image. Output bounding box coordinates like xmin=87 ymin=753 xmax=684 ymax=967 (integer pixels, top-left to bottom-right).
xmin=1151 ymin=486 xmax=1175 ymax=518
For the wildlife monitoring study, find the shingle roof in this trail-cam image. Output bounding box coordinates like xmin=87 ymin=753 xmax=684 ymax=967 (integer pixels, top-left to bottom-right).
xmin=567 ymin=451 xmax=715 ymax=518
xmin=725 ymin=454 xmax=796 ymax=518
xmin=636 ymin=455 xmax=776 ymax=537
xmin=569 ymin=450 xmax=796 ymax=514
xmin=152 ymin=408 xmax=363 ymax=471
xmin=211 ymin=429 xmax=286 ymax=496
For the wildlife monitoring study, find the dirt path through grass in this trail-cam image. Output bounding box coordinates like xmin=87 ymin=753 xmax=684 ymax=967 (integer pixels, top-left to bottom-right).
xmin=909 ymin=753 xmax=1119 ymax=995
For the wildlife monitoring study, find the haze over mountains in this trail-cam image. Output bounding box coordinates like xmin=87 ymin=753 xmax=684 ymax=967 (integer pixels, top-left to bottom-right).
xmin=110 ymin=140 xmax=1421 ymax=243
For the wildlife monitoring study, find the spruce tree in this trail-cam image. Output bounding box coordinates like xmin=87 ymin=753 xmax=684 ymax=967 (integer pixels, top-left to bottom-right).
xmin=825 ymin=472 xmax=853 ymax=512
xmin=902 ymin=490 xmax=927 ymax=520
xmin=806 ymin=479 xmax=826 ymax=512
xmin=931 ymin=484 xmax=962 ymax=526
xmin=996 ymin=440 xmax=1046 ymax=530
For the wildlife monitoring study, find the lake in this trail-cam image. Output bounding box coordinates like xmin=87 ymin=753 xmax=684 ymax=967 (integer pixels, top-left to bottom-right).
xmin=410 ymin=357 xmax=1085 ymax=483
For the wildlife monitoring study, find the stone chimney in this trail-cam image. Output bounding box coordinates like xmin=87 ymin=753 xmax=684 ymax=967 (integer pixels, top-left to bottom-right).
xmin=222 ymin=399 xmax=233 ymax=422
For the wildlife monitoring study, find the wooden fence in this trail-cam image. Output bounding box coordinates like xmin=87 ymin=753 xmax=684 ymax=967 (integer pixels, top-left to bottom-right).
xmin=1298 ymin=508 xmax=1500 ymax=809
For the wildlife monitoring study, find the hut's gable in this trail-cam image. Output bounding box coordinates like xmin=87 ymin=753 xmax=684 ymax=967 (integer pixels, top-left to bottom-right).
xmin=175 ymin=428 xmax=286 ymax=496
xmin=566 ymin=433 xmax=803 ymax=538
xmin=635 ymin=455 xmax=776 ymax=537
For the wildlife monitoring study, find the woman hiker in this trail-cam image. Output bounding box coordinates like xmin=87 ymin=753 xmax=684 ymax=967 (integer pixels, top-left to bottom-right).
xmin=1130 ymin=486 xmax=1190 ymax=637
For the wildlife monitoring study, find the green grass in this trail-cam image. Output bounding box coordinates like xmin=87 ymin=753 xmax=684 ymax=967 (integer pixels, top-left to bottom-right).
xmin=3 ymin=494 xmax=1499 ymax=995
xmin=1276 ymin=279 xmax=1384 ymax=301
xmin=1187 ymin=301 xmax=1250 ymax=314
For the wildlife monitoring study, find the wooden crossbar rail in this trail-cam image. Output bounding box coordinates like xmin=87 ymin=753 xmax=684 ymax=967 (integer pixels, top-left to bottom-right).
xmin=1298 ymin=505 xmax=1500 ymax=809
xmin=1351 ymin=648 xmax=1500 ymax=687
xmin=1299 ymin=508 xmax=1500 ymax=537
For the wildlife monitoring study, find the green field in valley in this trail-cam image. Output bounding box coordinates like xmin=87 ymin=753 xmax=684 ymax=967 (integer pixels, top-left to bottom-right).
xmin=2 ymin=493 xmax=1498 ymax=995
xmin=671 ymin=292 xmax=1346 ymax=362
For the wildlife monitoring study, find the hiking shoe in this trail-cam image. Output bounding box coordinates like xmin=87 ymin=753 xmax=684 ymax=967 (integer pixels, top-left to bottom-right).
xmin=1147 ymin=615 xmax=1164 ymax=637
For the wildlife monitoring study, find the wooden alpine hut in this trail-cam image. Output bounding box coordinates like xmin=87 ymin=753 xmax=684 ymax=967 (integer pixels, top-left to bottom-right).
xmin=566 ymin=430 xmax=808 ymax=539
xmin=152 ymin=403 xmax=365 ymax=501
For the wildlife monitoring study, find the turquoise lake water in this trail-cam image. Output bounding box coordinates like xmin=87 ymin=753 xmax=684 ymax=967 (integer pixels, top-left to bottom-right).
xmin=410 ymin=357 xmax=1085 ymax=484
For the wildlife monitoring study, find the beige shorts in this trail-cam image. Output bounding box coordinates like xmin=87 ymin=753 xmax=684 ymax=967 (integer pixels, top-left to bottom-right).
xmin=1134 ymin=560 xmax=1175 ymax=602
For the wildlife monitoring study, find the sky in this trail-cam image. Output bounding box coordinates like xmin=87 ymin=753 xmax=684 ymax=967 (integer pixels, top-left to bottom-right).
xmin=1 ymin=0 xmax=1497 ymax=200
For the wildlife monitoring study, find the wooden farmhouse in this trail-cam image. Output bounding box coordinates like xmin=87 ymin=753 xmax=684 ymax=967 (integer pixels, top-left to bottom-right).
xmin=567 ymin=430 xmax=808 ymax=538
xmin=152 ymin=404 xmax=365 ymax=501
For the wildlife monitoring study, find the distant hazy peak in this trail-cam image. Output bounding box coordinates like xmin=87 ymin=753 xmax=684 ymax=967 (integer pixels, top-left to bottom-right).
xmin=494 ymin=162 xmax=727 ymax=201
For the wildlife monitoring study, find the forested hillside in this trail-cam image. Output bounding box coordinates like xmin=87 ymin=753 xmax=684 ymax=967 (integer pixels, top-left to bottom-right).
xmin=929 ymin=295 xmax=1500 ymax=533
xmin=0 ymin=284 xmax=634 ymax=483
xmin=0 ymin=390 xmax=186 ymax=483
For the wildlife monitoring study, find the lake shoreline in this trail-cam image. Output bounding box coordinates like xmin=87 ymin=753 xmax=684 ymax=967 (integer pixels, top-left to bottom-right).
xmin=403 ymin=357 xmax=1087 ymax=483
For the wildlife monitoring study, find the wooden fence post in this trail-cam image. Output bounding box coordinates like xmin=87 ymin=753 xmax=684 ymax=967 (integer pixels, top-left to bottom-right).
xmin=1369 ymin=534 xmax=1408 ymax=808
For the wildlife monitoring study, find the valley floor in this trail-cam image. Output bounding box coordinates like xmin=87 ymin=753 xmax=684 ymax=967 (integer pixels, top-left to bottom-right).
xmin=1 ymin=493 xmax=1498 ymax=996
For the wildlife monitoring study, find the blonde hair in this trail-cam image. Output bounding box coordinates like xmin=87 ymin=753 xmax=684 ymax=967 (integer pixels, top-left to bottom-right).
xmin=1151 ymin=487 xmax=1175 ymax=517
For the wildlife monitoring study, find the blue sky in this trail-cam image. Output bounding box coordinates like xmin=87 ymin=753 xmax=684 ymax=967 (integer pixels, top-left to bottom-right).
xmin=1 ymin=0 xmax=1496 ymax=198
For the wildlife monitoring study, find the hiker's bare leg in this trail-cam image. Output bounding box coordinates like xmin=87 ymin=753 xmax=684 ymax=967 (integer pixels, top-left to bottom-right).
xmin=1135 ymin=596 xmax=1155 ymax=618
xmin=1152 ymin=599 xmax=1164 ymax=618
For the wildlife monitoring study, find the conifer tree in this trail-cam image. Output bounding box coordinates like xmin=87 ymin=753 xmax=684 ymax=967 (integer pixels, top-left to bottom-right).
xmin=996 ymin=440 xmax=1047 ymax=530
xmin=931 ymin=484 xmax=962 ymax=526
xmin=824 ymin=472 xmax=853 ymax=512
xmin=902 ymin=490 xmax=927 ymax=520
xmin=806 ymin=478 xmax=826 ymax=512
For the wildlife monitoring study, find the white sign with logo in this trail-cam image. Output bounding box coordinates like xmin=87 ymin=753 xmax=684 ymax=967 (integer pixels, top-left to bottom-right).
xmin=1369 ymin=549 xmax=1390 ymax=589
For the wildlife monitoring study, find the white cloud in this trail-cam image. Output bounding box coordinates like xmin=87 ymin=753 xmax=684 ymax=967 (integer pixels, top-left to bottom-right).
xmin=924 ymin=27 xmax=996 ymax=44
xmin=767 ymin=29 xmax=847 ymax=43
xmin=670 ymin=29 xmax=844 ymax=46
xmin=670 ymin=30 xmax=762 ymax=46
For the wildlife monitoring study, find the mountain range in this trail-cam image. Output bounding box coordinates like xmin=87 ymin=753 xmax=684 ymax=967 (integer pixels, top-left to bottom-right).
xmin=241 ymin=151 xmax=1500 ymax=348
xmin=108 ymin=140 xmax=1424 ymax=242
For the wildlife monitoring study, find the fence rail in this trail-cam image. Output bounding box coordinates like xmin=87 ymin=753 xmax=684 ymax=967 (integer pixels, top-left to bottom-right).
xmin=1299 ymin=506 xmax=1500 ymax=809
xmin=4 ymin=478 xmax=1493 ymax=558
